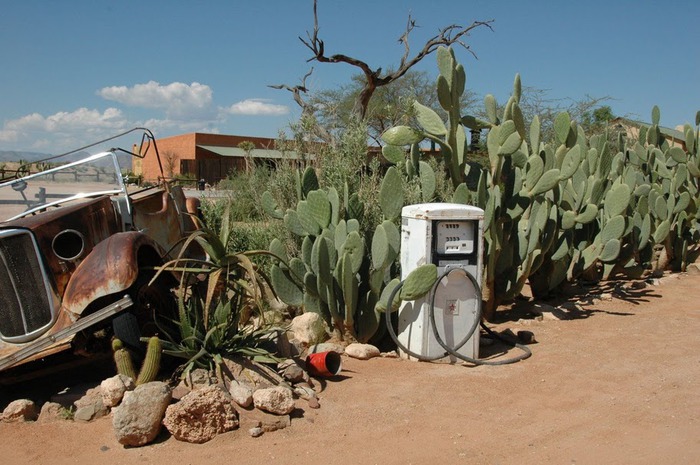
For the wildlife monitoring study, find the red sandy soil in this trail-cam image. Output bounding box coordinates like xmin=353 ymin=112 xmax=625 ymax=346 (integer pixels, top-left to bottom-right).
xmin=1 ymin=272 xmax=699 ymax=465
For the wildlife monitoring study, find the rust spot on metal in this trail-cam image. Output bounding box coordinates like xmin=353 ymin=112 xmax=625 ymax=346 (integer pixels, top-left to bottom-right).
xmin=61 ymin=232 xmax=161 ymax=316
xmin=132 ymin=188 xmax=185 ymax=255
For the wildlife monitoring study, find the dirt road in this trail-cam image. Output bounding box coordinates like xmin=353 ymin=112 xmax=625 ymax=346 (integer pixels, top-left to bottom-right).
xmin=1 ymin=272 xmax=699 ymax=464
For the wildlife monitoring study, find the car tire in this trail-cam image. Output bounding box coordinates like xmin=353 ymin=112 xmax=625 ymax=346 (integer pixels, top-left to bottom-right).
xmin=112 ymin=272 xmax=177 ymax=357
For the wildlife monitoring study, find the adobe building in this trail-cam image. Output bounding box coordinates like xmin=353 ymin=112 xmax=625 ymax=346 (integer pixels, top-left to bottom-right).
xmin=135 ymin=132 xmax=300 ymax=184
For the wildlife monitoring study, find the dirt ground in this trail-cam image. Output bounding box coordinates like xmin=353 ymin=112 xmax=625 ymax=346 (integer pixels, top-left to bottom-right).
xmin=1 ymin=271 xmax=699 ymax=465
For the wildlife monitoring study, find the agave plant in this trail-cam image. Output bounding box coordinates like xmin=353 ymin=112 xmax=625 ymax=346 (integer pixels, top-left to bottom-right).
xmin=158 ymin=292 xmax=279 ymax=380
xmin=151 ymin=204 xmax=280 ymax=380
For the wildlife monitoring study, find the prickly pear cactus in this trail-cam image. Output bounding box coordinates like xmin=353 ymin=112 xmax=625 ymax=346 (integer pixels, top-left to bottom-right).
xmin=381 ymin=46 xmax=475 ymax=189
xmin=265 ymin=162 xmax=434 ymax=343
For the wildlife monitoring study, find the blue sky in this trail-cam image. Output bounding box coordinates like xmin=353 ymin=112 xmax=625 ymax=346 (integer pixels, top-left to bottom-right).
xmin=1 ymin=0 xmax=698 ymax=154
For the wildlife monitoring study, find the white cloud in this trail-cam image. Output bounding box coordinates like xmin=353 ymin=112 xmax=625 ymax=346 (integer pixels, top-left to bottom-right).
xmin=141 ymin=117 xmax=222 ymax=136
xmin=226 ymin=99 xmax=289 ymax=116
xmin=98 ymin=81 xmax=214 ymax=119
xmin=0 ymin=82 xmax=292 ymax=153
xmin=0 ymin=108 xmax=129 ymax=151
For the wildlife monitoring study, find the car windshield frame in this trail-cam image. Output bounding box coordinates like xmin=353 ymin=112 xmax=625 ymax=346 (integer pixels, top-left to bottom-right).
xmin=0 ymin=151 xmax=129 ymax=223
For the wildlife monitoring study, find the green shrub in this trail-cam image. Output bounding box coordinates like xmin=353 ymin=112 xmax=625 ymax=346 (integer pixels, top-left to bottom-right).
xmin=215 ymin=165 xmax=273 ymax=221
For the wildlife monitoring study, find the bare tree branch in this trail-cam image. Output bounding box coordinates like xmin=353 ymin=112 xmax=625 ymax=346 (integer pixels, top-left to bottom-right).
xmin=299 ymin=0 xmax=493 ymax=119
xmin=397 ymin=15 xmax=417 ymax=68
xmin=269 ymin=68 xmax=315 ymax=114
xmin=269 ymin=68 xmax=335 ymax=144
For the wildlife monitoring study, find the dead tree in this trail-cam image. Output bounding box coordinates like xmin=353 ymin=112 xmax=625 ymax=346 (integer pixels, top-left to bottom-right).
xmin=269 ymin=68 xmax=335 ymax=144
xmin=274 ymin=0 xmax=493 ymax=122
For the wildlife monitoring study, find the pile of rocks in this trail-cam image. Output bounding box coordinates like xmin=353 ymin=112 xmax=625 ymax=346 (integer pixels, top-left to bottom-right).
xmin=0 ymin=311 xmax=387 ymax=447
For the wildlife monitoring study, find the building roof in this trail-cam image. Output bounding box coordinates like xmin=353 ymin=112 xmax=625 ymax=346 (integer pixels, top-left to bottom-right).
xmin=197 ymin=145 xmax=303 ymax=160
xmin=611 ymin=118 xmax=686 ymax=142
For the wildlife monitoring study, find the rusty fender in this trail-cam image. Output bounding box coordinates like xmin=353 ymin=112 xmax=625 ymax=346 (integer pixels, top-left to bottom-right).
xmin=59 ymin=231 xmax=166 ymax=320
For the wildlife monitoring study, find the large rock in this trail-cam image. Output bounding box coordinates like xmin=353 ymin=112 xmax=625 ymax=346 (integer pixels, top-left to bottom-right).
xmin=345 ymin=343 xmax=380 ymax=360
xmin=163 ymin=385 xmax=238 ymax=444
xmin=101 ymin=374 xmax=135 ymax=408
xmin=289 ymin=313 xmax=328 ymax=347
xmin=252 ymin=386 xmax=295 ymax=415
xmin=1 ymin=399 xmax=38 ymax=422
xmin=112 ymin=381 xmax=172 ymax=447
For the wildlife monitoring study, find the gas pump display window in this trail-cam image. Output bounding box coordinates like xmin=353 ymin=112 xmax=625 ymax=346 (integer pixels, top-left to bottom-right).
xmin=435 ymin=221 xmax=474 ymax=255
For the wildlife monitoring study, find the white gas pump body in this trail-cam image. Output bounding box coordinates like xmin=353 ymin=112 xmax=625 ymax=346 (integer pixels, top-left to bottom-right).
xmin=398 ymin=203 xmax=484 ymax=362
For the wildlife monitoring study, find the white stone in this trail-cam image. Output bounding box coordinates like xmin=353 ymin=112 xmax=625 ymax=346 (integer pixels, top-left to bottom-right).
xmin=229 ymin=383 xmax=253 ymax=408
xmin=289 ymin=313 xmax=328 ymax=347
xmin=100 ymin=374 xmax=135 ymax=408
xmin=345 ymin=343 xmax=380 ymax=360
xmin=252 ymin=386 xmax=295 ymax=415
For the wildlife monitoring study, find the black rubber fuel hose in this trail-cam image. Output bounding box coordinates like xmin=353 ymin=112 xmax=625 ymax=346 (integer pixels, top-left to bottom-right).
xmin=385 ymin=267 xmax=531 ymax=365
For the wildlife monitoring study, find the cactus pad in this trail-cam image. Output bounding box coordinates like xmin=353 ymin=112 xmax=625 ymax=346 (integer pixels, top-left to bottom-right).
xmin=307 ymin=190 xmax=331 ymax=229
xmin=380 ymin=167 xmax=404 ymax=220
xmin=261 ymin=191 xmax=284 ymax=219
xmin=382 ymin=126 xmax=424 ymax=146
xmin=382 ymin=145 xmax=406 ymax=165
xmin=376 ymin=278 xmax=402 ymax=313
xmin=342 ymin=231 xmax=365 ymax=274
xmin=271 ymin=265 xmax=303 ymax=307
xmin=400 ymin=264 xmax=438 ymax=301
xmin=284 ymin=210 xmax=307 ymax=237
xmin=301 ymin=166 xmax=319 ymax=197
xmin=419 ymin=161 xmax=436 ymax=201
xmin=414 ymin=101 xmax=447 ymax=136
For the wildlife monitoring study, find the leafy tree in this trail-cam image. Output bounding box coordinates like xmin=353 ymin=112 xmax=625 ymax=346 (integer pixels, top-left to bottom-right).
xmin=238 ymin=140 xmax=256 ymax=173
xmin=580 ymin=105 xmax=616 ymax=134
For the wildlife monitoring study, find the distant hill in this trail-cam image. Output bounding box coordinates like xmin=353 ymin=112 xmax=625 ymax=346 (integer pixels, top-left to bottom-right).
xmin=0 ymin=150 xmax=51 ymax=164
xmin=0 ymin=150 xmax=132 ymax=170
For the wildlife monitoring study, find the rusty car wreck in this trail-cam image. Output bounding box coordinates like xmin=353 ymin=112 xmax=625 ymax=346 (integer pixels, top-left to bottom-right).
xmin=0 ymin=129 xmax=199 ymax=379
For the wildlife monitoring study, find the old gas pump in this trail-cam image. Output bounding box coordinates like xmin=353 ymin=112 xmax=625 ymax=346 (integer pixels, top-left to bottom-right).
xmin=397 ymin=203 xmax=484 ymax=362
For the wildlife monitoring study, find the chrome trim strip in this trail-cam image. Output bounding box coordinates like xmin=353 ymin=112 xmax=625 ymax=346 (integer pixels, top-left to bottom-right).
xmin=0 ymin=295 xmax=133 ymax=372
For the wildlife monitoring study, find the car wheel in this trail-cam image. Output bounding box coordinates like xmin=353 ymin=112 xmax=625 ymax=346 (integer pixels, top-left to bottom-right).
xmin=112 ymin=272 xmax=177 ymax=356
